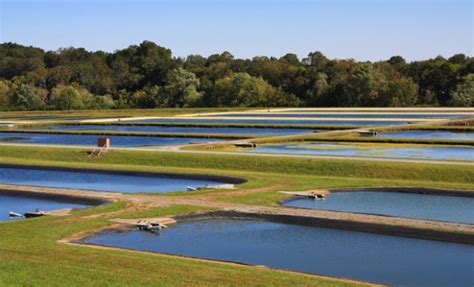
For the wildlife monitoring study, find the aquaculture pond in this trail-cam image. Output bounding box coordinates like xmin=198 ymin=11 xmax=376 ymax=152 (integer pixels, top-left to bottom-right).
xmin=0 ymin=166 xmax=229 ymax=193
xmin=36 ymin=124 xmax=314 ymax=136
xmin=0 ymin=132 xmax=221 ymax=147
xmin=207 ymin=113 xmax=469 ymax=119
xmin=378 ymin=130 xmax=474 ymax=140
xmin=85 ymin=219 xmax=474 ymax=287
xmin=0 ymin=193 xmax=91 ymax=221
xmin=128 ymin=118 xmax=409 ymax=126
xmin=247 ymin=143 xmax=474 ymax=161
xmin=283 ymin=191 xmax=474 ymax=224
xmin=278 ymin=109 xmax=474 ymax=114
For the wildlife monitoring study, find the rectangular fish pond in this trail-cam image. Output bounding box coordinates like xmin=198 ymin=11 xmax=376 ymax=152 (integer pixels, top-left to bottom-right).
xmin=206 ymin=112 xmax=470 ymax=119
xmin=0 ymin=132 xmax=222 ymax=147
xmin=377 ymin=130 xmax=474 ymax=140
xmin=84 ymin=218 xmax=474 ymax=287
xmin=0 ymin=191 xmax=95 ymax=221
xmin=127 ymin=118 xmax=410 ymax=126
xmin=31 ymin=124 xmax=315 ymax=136
xmin=277 ymin=109 xmax=474 ymax=114
xmin=0 ymin=165 xmax=242 ymax=194
xmin=283 ymin=190 xmax=474 ymax=224
xmin=246 ymin=142 xmax=474 ymax=161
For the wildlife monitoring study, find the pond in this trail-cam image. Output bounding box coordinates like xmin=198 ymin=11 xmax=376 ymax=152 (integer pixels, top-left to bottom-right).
xmin=128 ymin=118 xmax=409 ymax=126
xmin=378 ymin=130 xmax=474 ymax=140
xmin=278 ymin=109 xmax=474 ymax=114
xmin=0 ymin=166 xmax=231 ymax=193
xmin=0 ymin=132 xmax=221 ymax=147
xmin=207 ymin=113 xmax=469 ymax=119
xmin=85 ymin=219 xmax=474 ymax=287
xmin=0 ymin=192 xmax=91 ymax=221
xmin=247 ymin=143 xmax=474 ymax=161
xmin=283 ymin=191 xmax=474 ymax=224
xmin=35 ymin=125 xmax=314 ymax=136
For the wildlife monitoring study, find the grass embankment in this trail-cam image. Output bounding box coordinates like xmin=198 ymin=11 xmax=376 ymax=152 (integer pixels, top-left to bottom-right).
xmin=257 ymin=133 xmax=474 ymax=146
xmin=0 ymin=144 xmax=472 ymax=286
xmin=1 ymin=204 xmax=366 ymax=287
xmin=0 ymin=128 xmax=258 ymax=140
xmin=240 ymin=118 xmax=474 ymax=145
xmin=15 ymin=121 xmax=357 ymax=130
xmin=0 ymin=108 xmax=253 ymax=121
xmin=0 ymin=145 xmax=473 ymax=195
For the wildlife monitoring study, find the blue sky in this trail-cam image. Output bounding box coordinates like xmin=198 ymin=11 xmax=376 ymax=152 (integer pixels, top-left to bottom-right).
xmin=1 ymin=0 xmax=472 ymax=61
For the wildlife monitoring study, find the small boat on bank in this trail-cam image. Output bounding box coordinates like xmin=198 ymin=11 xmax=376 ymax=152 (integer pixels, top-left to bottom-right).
xmin=136 ymin=221 xmax=166 ymax=232
xmin=187 ymin=184 xmax=210 ymax=191
xmin=9 ymin=212 xmax=24 ymax=218
xmin=23 ymin=210 xmax=46 ymax=218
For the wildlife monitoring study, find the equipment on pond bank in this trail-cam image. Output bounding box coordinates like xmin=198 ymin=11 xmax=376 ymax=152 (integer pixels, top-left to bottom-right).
xmin=234 ymin=142 xmax=257 ymax=148
xmin=9 ymin=209 xmax=46 ymax=218
xmin=136 ymin=221 xmax=167 ymax=233
xmin=186 ymin=184 xmax=210 ymax=191
xmin=89 ymin=137 xmax=110 ymax=157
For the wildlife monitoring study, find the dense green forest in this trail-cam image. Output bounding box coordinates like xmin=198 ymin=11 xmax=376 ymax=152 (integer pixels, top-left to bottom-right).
xmin=0 ymin=41 xmax=472 ymax=110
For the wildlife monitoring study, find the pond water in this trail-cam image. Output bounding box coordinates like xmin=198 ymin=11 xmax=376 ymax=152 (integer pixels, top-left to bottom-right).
xmin=283 ymin=191 xmax=474 ymax=224
xmin=248 ymin=143 xmax=474 ymax=161
xmin=36 ymin=125 xmax=314 ymax=136
xmin=0 ymin=166 xmax=228 ymax=193
xmin=378 ymin=130 xmax=474 ymax=140
xmin=207 ymin=113 xmax=469 ymax=119
xmin=128 ymin=118 xmax=409 ymax=126
xmin=278 ymin=109 xmax=474 ymax=114
xmin=85 ymin=219 xmax=474 ymax=287
xmin=0 ymin=193 xmax=90 ymax=221
xmin=0 ymin=132 xmax=221 ymax=147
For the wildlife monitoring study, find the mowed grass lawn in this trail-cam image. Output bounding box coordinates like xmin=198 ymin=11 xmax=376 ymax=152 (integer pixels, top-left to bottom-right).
xmin=0 ymin=145 xmax=473 ymax=286
xmin=1 ymin=204 xmax=369 ymax=287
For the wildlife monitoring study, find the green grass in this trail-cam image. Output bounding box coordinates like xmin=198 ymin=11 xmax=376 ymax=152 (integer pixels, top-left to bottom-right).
xmin=0 ymin=107 xmax=252 ymax=120
xmin=0 ymin=143 xmax=472 ymax=286
xmin=2 ymin=204 xmax=365 ymax=287
xmin=0 ymin=128 xmax=259 ymax=140
xmin=0 ymin=145 xmax=473 ymax=185
xmin=16 ymin=121 xmax=356 ymax=131
xmin=118 ymin=205 xmax=218 ymax=219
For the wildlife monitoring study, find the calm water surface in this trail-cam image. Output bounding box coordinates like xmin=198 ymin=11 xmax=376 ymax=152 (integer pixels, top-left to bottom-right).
xmin=283 ymin=191 xmax=474 ymax=224
xmin=86 ymin=219 xmax=474 ymax=287
xmin=280 ymin=109 xmax=474 ymax=114
xmin=38 ymin=125 xmax=314 ymax=135
xmin=379 ymin=130 xmax=474 ymax=140
xmin=0 ymin=193 xmax=90 ymax=221
xmin=0 ymin=166 xmax=226 ymax=193
xmin=129 ymin=118 xmax=409 ymax=126
xmin=0 ymin=132 xmax=221 ymax=147
xmin=248 ymin=143 xmax=474 ymax=161
xmin=208 ymin=113 xmax=468 ymax=119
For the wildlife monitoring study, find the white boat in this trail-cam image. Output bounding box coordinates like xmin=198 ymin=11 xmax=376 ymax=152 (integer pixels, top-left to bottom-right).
xmin=187 ymin=186 xmax=198 ymax=191
xmin=9 ymin=212 xmax=24 ymax=218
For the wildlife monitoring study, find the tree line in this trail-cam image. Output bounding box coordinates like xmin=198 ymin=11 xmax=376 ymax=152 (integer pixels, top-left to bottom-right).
xmin=0 ymin=41 xmax=472 ymax=110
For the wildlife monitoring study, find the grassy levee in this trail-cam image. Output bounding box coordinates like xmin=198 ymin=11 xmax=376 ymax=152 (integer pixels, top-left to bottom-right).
xmin=243 ymin=118 xmax=474 ymax=146
xmin=0 ymin=107 xmax=252 ymax=120
xmin=372 ymin=117 xmax=474 ymax=132
xmin=0 ymin=128 xmax=259 ymax=140
xmin=0 ymin=145 xmax=472 ymax=286
xmin=1 ymin=204 xmax=368 ymax=287
xmin=15 ymin=121 xmax=357 ymax=130
xmin=0 ymin=145 xmax=473 ymax=186
xmin=263 ymin=136 xmax=474 ymax=146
